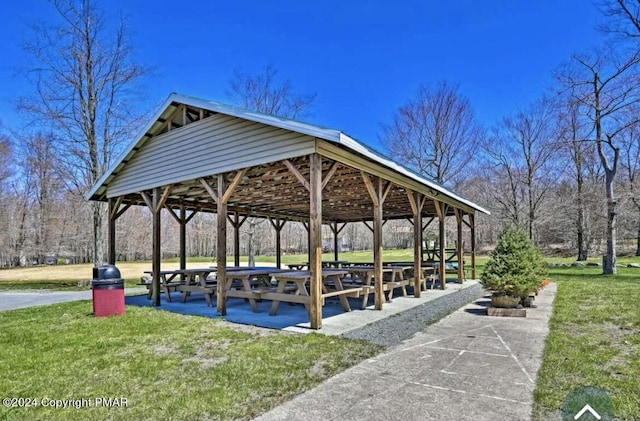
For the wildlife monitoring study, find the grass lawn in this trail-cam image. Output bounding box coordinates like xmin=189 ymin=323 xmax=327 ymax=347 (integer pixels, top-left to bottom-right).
xmin=533 ymin=264 xmax=640 ymax=420
xmin=0 ymin=301 xmax=382 ymax=421
xmin=2 ymin=250 xmax=640 ymax=419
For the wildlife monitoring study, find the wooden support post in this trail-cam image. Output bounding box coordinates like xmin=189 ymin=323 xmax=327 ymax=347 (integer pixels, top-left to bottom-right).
xmin=179 ymin=205 xmax=187 ymax=273
xmin=276 ymin=218 xmax=283 ymax=269
xmin=309 ymin=154 xmax=323 ymax=329
xmin=227 ymin=211 xmax=248 ymax=267
xmin=330 ymin=222 xmax=346 ymax=262
xmin=151 ymin=188 xmax=161 ymax=306
xmin=269 ymin=217 xmax=287 ymax=269
xmin=470 ymin=213 xmax=477 ymax=279
xmin=408 ymin=191 xmax=425 ymax=297
xmin=333 ymin=222 xmax=339 ymax=261
xmin=107 ymin=198 xmax=117 ymax=265
xmin=167 ymin=205 xmax=193 ymax=281
xmin=362 ymin=172 xmax=391 ymax=310
xmin=455 ymin=209 xmax=464 ymax=284
xmin=201 ymin=170 xmax=246 ymax=314
xmin=216 ymin=175 xmax=228 ymax=314
xmin=434 ymin=199 xmax=446 ymax=290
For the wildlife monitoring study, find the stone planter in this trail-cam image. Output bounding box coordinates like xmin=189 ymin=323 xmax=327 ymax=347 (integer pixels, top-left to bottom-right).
xmin=491 ymin=294 xmax=521 ymax=308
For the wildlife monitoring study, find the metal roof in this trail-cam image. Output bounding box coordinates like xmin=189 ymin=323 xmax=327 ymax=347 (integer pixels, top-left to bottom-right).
xmin=86 ymin=92 xmax=490 ymax=215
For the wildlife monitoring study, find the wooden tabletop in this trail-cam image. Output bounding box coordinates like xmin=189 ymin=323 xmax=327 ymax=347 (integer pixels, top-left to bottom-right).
xmin=270 ymin=269 xmax=349 ymax=279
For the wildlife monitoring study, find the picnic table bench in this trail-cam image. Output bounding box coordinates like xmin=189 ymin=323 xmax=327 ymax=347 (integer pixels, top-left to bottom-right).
xmin=265 ymin=269 xmax=360 ymax=316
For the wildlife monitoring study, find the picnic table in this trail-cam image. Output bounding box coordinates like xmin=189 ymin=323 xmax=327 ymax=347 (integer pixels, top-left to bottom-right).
xmin=142 ymin=270 xmax=185 ymax=302
xmin=287 ymin=260 xmax=350 ymax=270
xmin=345 ymin=265 xmax=412 ymax=308
xmin=264 ymin=269 xmax=360 ymax=316
xmin=225 ymin=268 xmax=287 ymax=312
xmin=143 ymin=268 xmax=216 ymax=303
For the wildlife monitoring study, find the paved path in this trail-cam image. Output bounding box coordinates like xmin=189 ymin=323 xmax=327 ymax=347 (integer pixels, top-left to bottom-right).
xmin=0 ymin=288 xmax=147 ymax=311
xmin=255 ymin=283 xmax=556 ymax=421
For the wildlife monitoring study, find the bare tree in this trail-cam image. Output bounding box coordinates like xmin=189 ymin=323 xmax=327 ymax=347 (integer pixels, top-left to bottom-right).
xmin=619 ymin=122 xmax=640 ymax=255
xmin=483 ymin=98 xmax=560 ymax=243
xmin=18 ymin=0 xmax=148 ymax=265
xmin=228 ymin=66 xmax=315 ymax=263
xmin=556 ymin=98 xmax=602 ymax=260
xmin=598 ymin=0 xmax=640 ymax=39
xmin=21 ymin=133 xmax=63 ymax=262
xmin=0 ymin=136 xmax=11 ymax=186
xmin=381 ymin=81 xmax=484 ymax=188
xmin=559 ymin=46 xmax=640 ymax=273
xmin=228 ymin=65 xmax=316 ymax=119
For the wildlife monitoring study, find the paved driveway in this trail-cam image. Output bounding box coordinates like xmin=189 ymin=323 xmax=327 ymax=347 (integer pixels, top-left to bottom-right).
xmin=0 ymin=288 xmax=146 ymax=311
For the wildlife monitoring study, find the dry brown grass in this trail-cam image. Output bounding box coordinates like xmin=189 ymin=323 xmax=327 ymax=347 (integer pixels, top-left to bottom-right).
xmin=0 ymin=261 xmax=215 ymax=283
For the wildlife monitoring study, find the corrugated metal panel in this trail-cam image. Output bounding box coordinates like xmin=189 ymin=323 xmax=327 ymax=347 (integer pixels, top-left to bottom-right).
xmin=106 ymin=113 xmax=315 ymax=198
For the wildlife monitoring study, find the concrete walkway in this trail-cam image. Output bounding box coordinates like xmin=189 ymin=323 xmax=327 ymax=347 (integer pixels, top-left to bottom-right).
xmin=255 ymin=283 xmax=556 ymax=421
xmin=0 ymin=288 xmax=147 ymax=311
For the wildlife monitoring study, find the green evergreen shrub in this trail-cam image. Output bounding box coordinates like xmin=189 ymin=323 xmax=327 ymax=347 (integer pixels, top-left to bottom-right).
xmin=480 ymin=227 xmax=547 ymax=298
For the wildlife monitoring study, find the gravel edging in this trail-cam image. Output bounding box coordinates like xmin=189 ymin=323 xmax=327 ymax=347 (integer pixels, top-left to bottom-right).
xmin=340 ymin=282 xmax=485 ymax=347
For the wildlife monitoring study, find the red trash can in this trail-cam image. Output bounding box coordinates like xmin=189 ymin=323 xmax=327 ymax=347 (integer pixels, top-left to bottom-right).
xmin=92 ymin=264 xmax=125 ymax=317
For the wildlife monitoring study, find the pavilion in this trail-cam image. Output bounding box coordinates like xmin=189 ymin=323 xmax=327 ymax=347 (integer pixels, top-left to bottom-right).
xmin=86 ymin=93 xmax=490 ymax=329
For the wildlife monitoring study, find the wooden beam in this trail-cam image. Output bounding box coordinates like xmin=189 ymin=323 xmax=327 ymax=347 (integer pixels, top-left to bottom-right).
xmin=216 ymin=174 xmax=228 ymax=315
xmin=470 ymin=213 xmax=477 ymax=279
xmin=381 ymin=181 xmax=393 ymax=203
xmin=360 ymin=172 xmax=379 ymax=207
xmin=268 ymin=217 xmax=287 ymax=269
xmin=165 ymin=205 xmax=180 ymax=224
xmin=455 ymin=209 xmax=464 ymax=284
xmin=231 ymin=211 xmax=241 ymax=267
xmin=434 ymin=199 xmax=443 ymax=219
xmin=283 ymin=159 xmax=310 ymax=191
xmin=408 ymin=191 xmax=425 ymax=297
xmin=140 ymin=191 xmax=153 ymax=210
xmin=329 ymin=221 xmax=347 ymax=261
xmin=322 ymin=161 xmax=340 ymax=190
xmin=373 ymin=177 xmax=384 ymax=310
xmin=185 ymin=210 xmax=197 ymax=224
xmin=108 ymin=198 xmax=117 ymax=265
xmin=228 ymin=213 xmax=248 ymax=228
xmin=115 ymin=203 xmax=131 ymax=219
xmin=436 ymin=200 xmax=446 ymax=290
xmin=200 ymin=178 xmax=219 ymax=203
xmin=151 ymin=187 xmax=162 ymax=306
xmin=362 ymin=220 xmax=374 ymax=232
xmin=362 ymin=173 xmax=385 ymax=309
xmin=179 ymin=205 xmax=187 ymax=273
xmin=221 ymin=169 xmax=247 ymax=204
xmin=109 ymin=196 xmax=123 ymax=219
xmin=423 ymin=216 xmax=435 ymax=231
xmin=309 ymin=154 xmax=323 ymax=329
xmin=156 ymin=185 xmax=172 ymax=213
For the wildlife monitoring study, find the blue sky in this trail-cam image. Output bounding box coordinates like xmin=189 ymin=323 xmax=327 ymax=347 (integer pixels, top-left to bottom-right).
xmin=0 ymin=1 xmax=603 ymax=151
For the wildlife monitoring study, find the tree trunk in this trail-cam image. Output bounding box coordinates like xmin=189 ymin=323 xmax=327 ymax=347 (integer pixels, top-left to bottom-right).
xmin=92 ymin=201 xmax=104 ymax=266
xmin=577 ymin=217 xmax=588 ymax=261
xmin=603 ymin=171 xmax=617 ymax=274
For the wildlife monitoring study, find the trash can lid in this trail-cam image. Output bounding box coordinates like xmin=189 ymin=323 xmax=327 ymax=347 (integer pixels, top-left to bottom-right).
xmin=91 ymin=278 xmax=124 ymax=285
xmin=93 ymin=264 xmax=122 ymax=280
